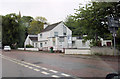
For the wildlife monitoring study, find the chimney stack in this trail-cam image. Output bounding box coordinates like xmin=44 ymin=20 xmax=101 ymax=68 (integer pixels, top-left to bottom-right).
xmin=44 ymin=22 xmax=48 ymax=29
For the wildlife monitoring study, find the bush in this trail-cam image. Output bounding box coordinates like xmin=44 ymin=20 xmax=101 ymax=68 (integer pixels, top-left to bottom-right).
xmin=26 ymin=45 xmax=34 ymax=48
xmin=93 ymin=52 xmax=103 ymax=56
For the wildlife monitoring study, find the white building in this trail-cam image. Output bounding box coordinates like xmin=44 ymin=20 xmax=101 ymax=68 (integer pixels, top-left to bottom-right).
xmin=24 ymin=35 xmax=38 ymax=48
xmin=24 ymin=21 xmax=112 ymax=52
xmin=72 ymin=37 xmax=112 ymax=49
xmin=72 ymin=37 xmax=90 ymax=49
xmin=24 ymin=21 xmax=72 ymax=51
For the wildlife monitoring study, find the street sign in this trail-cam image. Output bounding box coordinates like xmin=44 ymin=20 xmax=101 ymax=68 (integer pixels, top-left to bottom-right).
xmin=108 ymin=27 xmax=118 ymax=33
xmin=107 ymin=16 xmax=120 ymax=27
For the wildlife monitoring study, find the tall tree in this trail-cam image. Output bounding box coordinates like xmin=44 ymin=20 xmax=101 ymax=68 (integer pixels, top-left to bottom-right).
xmin=28 ymin=16 xmax=47 ymax=34
xmin=35 ymin=16 xmax=47 ymax=23
xmin=2 ymin=13 xmax=25 ymax=48
xmin=28 ymin=20 xmax=44 ymax=34
xmin=65 ymin=1 xmax=120 ymax=46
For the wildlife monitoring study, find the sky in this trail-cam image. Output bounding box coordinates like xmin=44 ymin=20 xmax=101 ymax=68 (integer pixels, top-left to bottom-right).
xmin=0 ymin=0 xmax=90 ymax=24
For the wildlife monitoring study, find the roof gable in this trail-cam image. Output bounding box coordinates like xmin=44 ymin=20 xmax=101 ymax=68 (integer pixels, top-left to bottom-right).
xmin=28 ymin=35 xmax=38 ymax=41
xmin=29 ymin=37 xmax=38 ymax=41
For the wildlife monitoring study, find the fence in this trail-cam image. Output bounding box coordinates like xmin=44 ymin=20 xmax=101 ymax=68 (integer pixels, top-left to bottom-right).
xmin=65 ymin=47 xmax=120 ymax=55
xmin=18 ymin=48 xmax=39 ymax=51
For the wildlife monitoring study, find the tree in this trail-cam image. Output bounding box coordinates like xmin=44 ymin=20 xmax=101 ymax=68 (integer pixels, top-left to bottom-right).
xmin=64 ymin=15 xmax=84 ymax=36
xmin=35 ymin=16 xmax=47 ymax=23
xmin=28 ymin=16 xmax=47 ymax=34
xmin=28 ymin=20 xmax=44 ymax=34
xmin=2 ymin=13 xmax=25 ymax=48
xmin=21 ymin=16 xmax=33 ymax=27
xmin=65 ymin=1 xmax=120 ymax=46
xmin=21 ymin=16 xmax=34 ymax=38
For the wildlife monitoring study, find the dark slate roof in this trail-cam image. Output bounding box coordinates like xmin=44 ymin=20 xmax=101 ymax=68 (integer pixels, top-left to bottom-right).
xmin=29 ymin=37 xmax=38 ymax=41
xmin=41 ymin=21 xmax=62 ymax=33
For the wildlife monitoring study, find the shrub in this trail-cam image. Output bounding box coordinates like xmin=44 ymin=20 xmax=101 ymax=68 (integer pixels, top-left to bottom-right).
xmin=26 ymin=45 xmax=34 ymax=48
xmin=93 ymin=52 xmax=103 ymax=56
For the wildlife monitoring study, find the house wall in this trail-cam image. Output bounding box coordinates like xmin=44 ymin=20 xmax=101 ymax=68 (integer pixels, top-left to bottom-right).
xmin=50 ymin=22 xmax=72 ymax=37
xmin=24 ymin=36 xmax=33 ymax=46
xmin=38 ymin=31 xmax=50 ymax=41
xmin=101 ymin=40 xmax=112 ymax=46
xmin=50 ymin=22 xmax=72 ymax=49
xmin=37 ymin=22 xmax=72 ymax=50
xmin=72 ymin=37 xmax=90 ymax=49
xmin=38 ymin=31 xmax=50 ymax=48
xmin=38 ymin=41 xmax=48 ymax=49
xmin=76 ymin=40 xmax=90 ymax=49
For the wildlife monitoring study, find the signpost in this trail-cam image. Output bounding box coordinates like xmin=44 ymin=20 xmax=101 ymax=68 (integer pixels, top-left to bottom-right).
xmin=107 ymin=16 xmax=120 ymax=56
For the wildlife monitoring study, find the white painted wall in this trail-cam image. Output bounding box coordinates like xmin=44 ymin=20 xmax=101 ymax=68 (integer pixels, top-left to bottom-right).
xmin=24 ymin=35 xmax=34 ymax=46
xmin=72 ymin=37 xmax=90 ymax=49
xmin=18 ymin=48 xmax=39 ymax=51
xmin=50 ymin=22 xmax=72 ymax=37
xmin=76 ymin=40 xmax=90 ymax=49
xmin=37 ymin=22 xmax=72 ymax=50
xmin=65 ymin=49 xmax=91 ymax=54
xmin=102 ymin=40 xmax=112 ymax=46
xmin=50 ymin=22 xmax=72 ymax=49
xmin=38 ymin=31 xmax=50 ymax=41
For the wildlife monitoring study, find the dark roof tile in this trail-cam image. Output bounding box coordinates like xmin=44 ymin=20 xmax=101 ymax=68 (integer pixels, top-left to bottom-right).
xmin=41 ymin=21 xmax=62 ymax=33
xmin=29 ymin=37 xmax=38 ymax=41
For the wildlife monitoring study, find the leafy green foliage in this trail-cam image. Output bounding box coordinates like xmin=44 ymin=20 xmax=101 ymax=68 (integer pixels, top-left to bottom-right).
xmin=26 ymin=44 xmax=34 ymax=48
xmin=2 ymin=13 xmax=25 ymax=48
xmin=27 ymin=16 xmax=47 ymax=35
xmin=65 ymin=1 xmax=120 ymax=46
xmin=35 ymin=16 xmax=47 ymax=23
xmin=28 ymin=20 xmax=44 ymax=34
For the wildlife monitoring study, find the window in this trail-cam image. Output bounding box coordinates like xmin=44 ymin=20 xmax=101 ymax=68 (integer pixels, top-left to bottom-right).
xmin=45 ymin=42 xmax=47 ymax=44
xmin=40 ymin=43 xmax=43 ymax=47
xmin=53 ymin=41 xmax=55 ymax=46
xmin=54 ymin=32 xmax=58 ymax=37
xmin=40 ymin=34 xmax=42 ymax=38
xmin=35 ymin=43 xmax=37 ymax=48
xmin=63 ymin=25 xmax=67 ymax=35
xmin=59 ymin=37 xmax=64 ymax=42
xmin=63 ymin=33 xmax=66 ymax=35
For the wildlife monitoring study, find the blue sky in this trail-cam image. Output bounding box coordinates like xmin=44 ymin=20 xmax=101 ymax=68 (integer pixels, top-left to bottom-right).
xmin=0 ymin=0 xmax=90 ymax=24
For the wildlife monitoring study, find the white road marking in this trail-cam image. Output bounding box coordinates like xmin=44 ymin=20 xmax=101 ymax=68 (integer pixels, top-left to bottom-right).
xmin=23 ymin=65 xmax=29 ymax=67
xmin=42 ymin=67 xmax=48 ymax=70
xmin=34 ymin=68 xmax=40 ymax=71
xmin=28 ymin=66 xmax=33 ymax=69
xmin=22 ymin=61 xmax=41 ymax=68
xmin=19 ymin=63 xmax=24 ymax=66
xmin=1 ymin=55 xmax=72 ymax=77
xmin=61 ymin=73 xmax=71 ymax=77
xmin=41 ymin=71 xmax=50 ymax=75
xmin=35 ymin=65 xmax=41 ymax=68
xmin=49 ymin=70 xmax=58 ymax=73
xmin=51 ymin=75 xmax=59 ymax=78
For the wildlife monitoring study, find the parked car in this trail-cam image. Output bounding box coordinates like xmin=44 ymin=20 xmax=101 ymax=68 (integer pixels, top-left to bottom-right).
xmin=4 ymin=46 xmax=11 ymax=51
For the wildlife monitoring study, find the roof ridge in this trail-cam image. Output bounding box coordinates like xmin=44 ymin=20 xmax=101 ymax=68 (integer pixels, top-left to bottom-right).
xmin=40 ymin=21 xmax=62 ymax=33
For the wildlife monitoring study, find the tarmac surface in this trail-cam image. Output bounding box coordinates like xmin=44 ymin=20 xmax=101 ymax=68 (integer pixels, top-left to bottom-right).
xmin=1 ymin=50 xmax=119 ymax=78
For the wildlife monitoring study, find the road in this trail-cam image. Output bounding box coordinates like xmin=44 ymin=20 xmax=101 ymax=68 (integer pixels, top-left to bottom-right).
xmin=1 ymin=50 xmax=119 ymax=78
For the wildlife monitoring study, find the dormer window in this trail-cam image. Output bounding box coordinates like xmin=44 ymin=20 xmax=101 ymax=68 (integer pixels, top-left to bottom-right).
xmin=40 ymin=34 xmax=42 ymax=38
